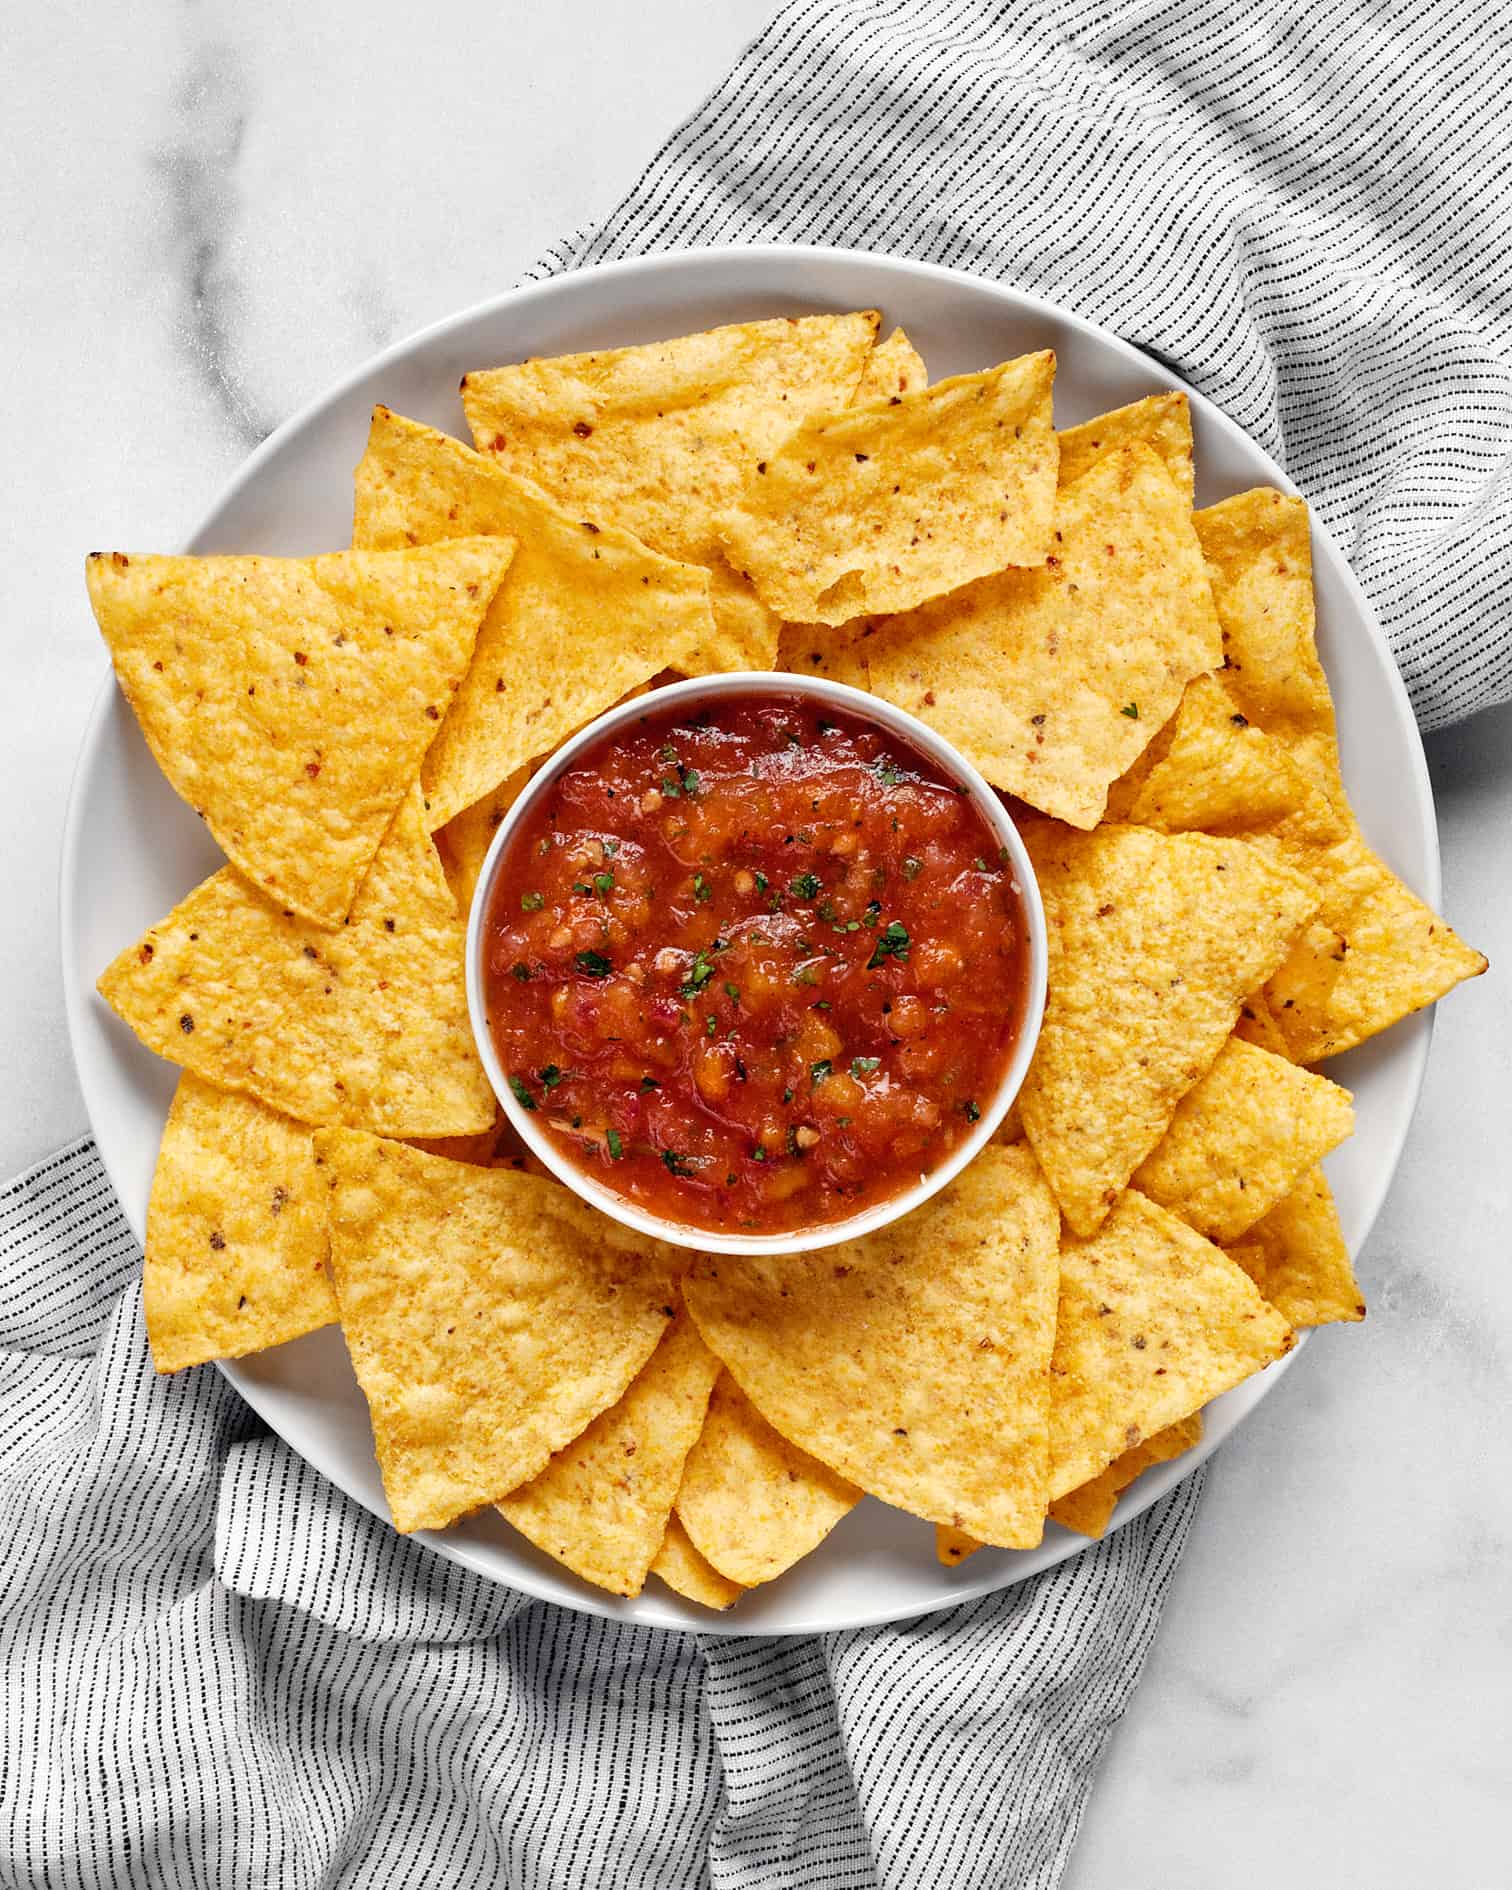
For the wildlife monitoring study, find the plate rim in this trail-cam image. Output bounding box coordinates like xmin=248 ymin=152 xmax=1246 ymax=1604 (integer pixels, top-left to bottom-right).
xmin=60 ymin=242 xmax=1439 ymax=1636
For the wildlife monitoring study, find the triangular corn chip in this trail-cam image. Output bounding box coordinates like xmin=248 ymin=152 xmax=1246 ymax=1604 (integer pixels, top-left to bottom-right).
xmin=1192 ymin=488 xmax=1346 ymax=811
xmin=352 ymin=410 xmax=718 ymax=825
xmin=1057 ymin=391 xmax=1194 ymax=501
xmin=436 ymin=765 xmax=533 ymax=911
xmin=1233 ymin=990 xmax=1291 ymax=1057
xmin=86 ymin=541 xmax=512 ymax=924
xmin=720 ymin=352 xmax=1058 ymax=623
xmin=350 ymin=784 xmax=456 ymax=925
xmin=684 ymin=1145 xmax=1060 ymax=1547
xmin=676 ymin=1374 xmax=860 ymax=1587
xmin=1132 ymin=1037 xmax=1354 ymax=1243
xmin=650 ymin=1515 xmax=744 ymax=1611
xmin=461 ymin=311 xmax=880 ymax=569
xmin=98 ymin=865 xmax=494 ymax=1137
xmin=1049 ymin=1191 xmax=1292 ymax=1500
xmin=1226 ymin=1167 xmax=1366 ymax=1328
xmin=1020 ymin=823 xmax=1319 ymax=1234
xmin=865 ymin=445 xmax=1222 ymax=827
xmin=316 ymin=1133 xmax=679 ymax=1532
xmin=937 ymin=1411 xmax=1204 ymax=1562
xmin=496 ymin=1310 xmax=721 ymax=1597
xmin=1121 ymin=675 xmax=1485 ymax=1060
xmin=854 ymin=327 xmax=928 ymax=403
xmin=144 ymin=1074 xmax=334 ymax=1372
xmin=776 ymin=621 xmax=871 ymax=691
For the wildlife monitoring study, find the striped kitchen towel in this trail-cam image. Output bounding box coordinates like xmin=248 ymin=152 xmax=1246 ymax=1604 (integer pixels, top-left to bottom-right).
xmin=6 ymin=2 xmax=1509 ymax=1884
xmin=1 ymin=1140 xmax=1197 ymax=1887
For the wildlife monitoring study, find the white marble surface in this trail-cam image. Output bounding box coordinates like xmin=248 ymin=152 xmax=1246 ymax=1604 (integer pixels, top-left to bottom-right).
xmin=3 ymin=5 xmax=1509 ymax=1884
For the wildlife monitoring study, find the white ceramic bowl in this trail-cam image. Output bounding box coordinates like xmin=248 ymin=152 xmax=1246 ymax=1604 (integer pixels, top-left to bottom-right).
xmin=62 ymin=246 xmax=1439 ymax=1633
xmin=465 ymin=672 xmax=1048 ymax=1256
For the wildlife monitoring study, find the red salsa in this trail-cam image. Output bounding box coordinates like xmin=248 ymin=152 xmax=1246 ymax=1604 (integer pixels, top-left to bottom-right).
xmin=483 ymin=692 xmax=1029 ymax=1236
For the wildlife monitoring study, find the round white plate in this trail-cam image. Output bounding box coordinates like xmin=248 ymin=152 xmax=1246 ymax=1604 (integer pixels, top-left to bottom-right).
xmin=62 ymin=246 xmax=1438 ymax=1636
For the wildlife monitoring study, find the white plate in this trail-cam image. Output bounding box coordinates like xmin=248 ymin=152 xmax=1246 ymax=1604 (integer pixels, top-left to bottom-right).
xmin=62 ymin=246 xmax=1438 ymax=1636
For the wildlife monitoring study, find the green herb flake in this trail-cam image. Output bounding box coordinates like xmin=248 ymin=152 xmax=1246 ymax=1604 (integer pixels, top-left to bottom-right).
xmin=601 ymin=838 xmax=619 ymax=858
xmin=962 ymin=1100 xmax=982 ymax=1122
xmin=605 ymin=1129 xmax=624 ymax=1160
xmin=810 ymin=1059 xmax=832 ymax=1087
xmin=872 ymin=757 xmax=905 ymax=786
xmin=793 ymin=964 xmax=821 ymax=987
xmin=752 ymin=1146 xmax=767 ymax=1163
xmin=510 ymin=962 xmax=532 ymax=982
xmin=753 ymin=870 xmax=769 ymax=893
xmin=662 ymin=1149 xmax=697 ymax=1178
xmin=520 ymin=890 xmax=545 ymax=912
xmin=863 ymin=899 xmax=882 ymax=928
xmin=866 ymin=920 xmax=911 ymax=968
xmin=593 ymin=872 xmax=615 ymax=899
xmin=660 ymin=777 xmax=682 ymax=798
xmin=539 ymin=1065 xmax=564 ymax=1090
xmin=680 ymin=950 xmax=715 ymax=998
xmin=851 ymin=1057 xmax=880 ymax=1077
xmin=1121 ymin=701 xmax=1140 ymax=720
xmin=692 ymin=872 xmax=713 ymax=904
xmin=723 ymin=982 xmax=741 ymax=1003
xmin=507 ymin=1075 xmax=536 ymax=1112
xmin=639 ymin=1076 xmax=660 ymax=1093
xmin=782 ymin=1086 xmax=794 ymax=1104
xmin=575 ymin=948 xmax=613 ymax=978
xmin=791 ymin=871 xmax=822 ymax=900
xmin=682 ymin=769 xmax=701 ymax=797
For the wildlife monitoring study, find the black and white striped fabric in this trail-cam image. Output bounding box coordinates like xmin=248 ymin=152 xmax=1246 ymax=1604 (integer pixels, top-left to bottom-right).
xmin=532 ymin=0 xmax=1512 ymax=731
xmin=1 ymin=1141 xmax=1199 ymax=1886
xmin=9 ymin=6 xmax=1508 ymax=1882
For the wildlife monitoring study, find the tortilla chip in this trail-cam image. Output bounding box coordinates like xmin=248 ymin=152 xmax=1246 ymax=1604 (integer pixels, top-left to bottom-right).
xmin=86 ymin=541 xmax=512 ymax=925
xmin=650 ymin=1514 xmax=744 ymax=1610
xmin=720 ymin=352 xmax=1058 ymax=623
xmin=316 ymin=1132 xmax=678 ymax=1532
xmin=351 ymin=410 xmax=718 ymax=825
xmin=854 ymin=327 xmax=929 ymax=402
xmin=496 ymin=1310 xmax=721 ymax=1597
xmin=435 ymin=765 xmax=534 ymax=911
xmin=684 ymin=1145 xmax=1060 ymax=1547
xmin=98 ymin=864 xmax=494 ymax=1137
xmin=1128 ymin=674 xmax=1346 ymax=848
xmin=707 ymin=559 xmax=783 ymax=670
xmin=1262 ymin=831 xmax=1487 ymax=1062
xmin=461 ymin=311 xmax=880 ymax=569
xmin=1124 ymin=678 xmax=1486 ymax=1059
xmin=864 ymin=446 xmax=1222 ymax=827
xmin=1049 ymin=1412 xmax=1204 ymax=1539
xmin=676 ymin=1374 xmax=860 ymax=1587
xmin=1020 ymin=823 xmax=1319 ymax=1234
xmin=776 ymin=622 xmax=871 ymax=691
xmin=1192 ymin=488 xmax=1345 ymax=810
xmin=1049 ymin=1191 xmax=1293 ymax=1500
xmin=1132 ymin=1037 xmax=1354 ymax=1242
xmin=1233 ymin=990 xmax=1291 ymax=1058
xmin=143 ymin=1074 xmax=334 ymax=1372
xmin=350 ymin=784 xmax=456 ymax=925
xmin=1226 ymin=1167 xmax=1365 ymax=1327
xmin=403 ymin=1117 xmax=502 ymax=1166
xmin=1058 ymin=392 xmax=1194 ymax=502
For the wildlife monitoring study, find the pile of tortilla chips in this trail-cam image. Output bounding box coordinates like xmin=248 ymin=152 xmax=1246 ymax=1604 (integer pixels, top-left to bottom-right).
xmin=90 ymin=311 xmax=1485 ymax=1608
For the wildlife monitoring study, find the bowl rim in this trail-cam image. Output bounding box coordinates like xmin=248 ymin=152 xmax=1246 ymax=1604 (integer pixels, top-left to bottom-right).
xmin=465 ymin=671 xmax=1049 ymax=1255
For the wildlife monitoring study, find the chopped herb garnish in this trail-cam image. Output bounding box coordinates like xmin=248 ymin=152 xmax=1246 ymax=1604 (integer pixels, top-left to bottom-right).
xmin=507 ymin=1075 xmax=536 ymax=1111
xmin=692 ymin=872 xmax=713 ymax=903
xmin=723 ymin=982 xmax=741 ymax=1002
xmin=902 ymin=856 xmax=923 ymax=880
xmin=973 ymin=857 xmax=988 ymax=871
xmin=1121 ymin=701 xmax=1140 ymax=719
xmin=605 ymin=1128 xmax=623 ymax=1160
xmin=662 ymin=1150 xmax=697 ymax=1178
xmin=706 ymin=1014 xmax=717 ymax=1036
xmin=786 ymin=1126 xmax=800 ymax=1157
xmin=872 ymin=757 xmax=905 ymax=786
xmin=863 ymin=899 xmax=882 ymax=928
xmin=521 ymin=890 xmax=545 ymax=912
xmin=791 ymin=871 xmax=822 ymax=899
xmin=680 ymin=950 xmax=715 ymax=997
xmin=962 ymin=1100 xmax=982 ymax=1122
xmin=782 ymin=1087 xmax=794 ymax=1104
xmin=658 ymin=742 xmax=679 ymax=764
xmin=593 ymin=871 xmax=615 ymax=898
xmin=601 ymin=838 xmax=619 ymax=858
xmin=836 ymin=1115 xmax=852 ymax=1127
xmin=753 ymin=870 xmax=769 ymax=893
xmin=639 ymin=1076 xmax=660 ymax=1093
xmin=682 ymin=769 xmax=701 ymax=797
xmin=813 ymin=1000 xmax=832 ymax=1010
xmin=793 ymin=964 xmax=821 ymax=986
xmin=810 ymin=1059 xmax=832 ymax=1087
xmin=817 ymin=898 xmax=838 ymax=922
xmin=575 ymin=948 xmax=613 ymax=978
xmin=866 ymin=920 xmax=911 ymax=968
xmin=660 ymin=776 xmax=681 ymax=797
xmin=851 ymin=1057 xmax=880 ymax=1077
xmin=752 ymin=1146 xmax=767 ymax=1162
xmin=539 ymin=1065 xmax=564 ymax=1089
xmin=510 ymin=962 xmax=531 ymax=982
